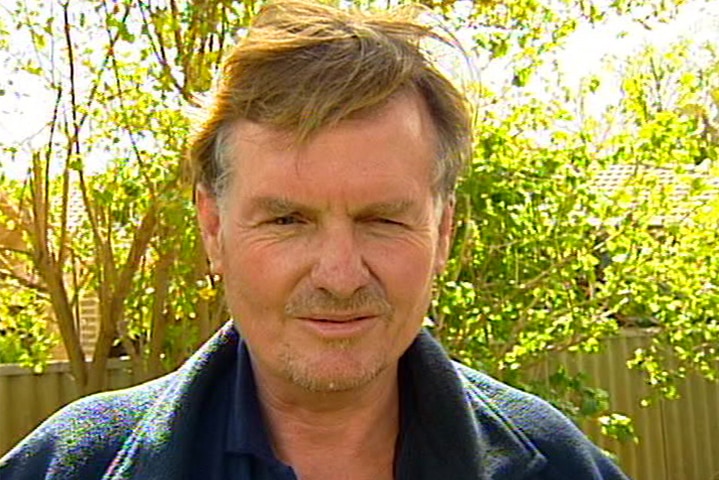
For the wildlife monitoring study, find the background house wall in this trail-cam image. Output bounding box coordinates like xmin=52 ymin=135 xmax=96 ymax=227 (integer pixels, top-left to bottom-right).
xmin=47 ymin=294 xmax=100 ymax=361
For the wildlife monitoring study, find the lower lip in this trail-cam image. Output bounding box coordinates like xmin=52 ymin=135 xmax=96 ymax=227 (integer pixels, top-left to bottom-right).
xmin=299 ymin=316 xmax=379 ymax=338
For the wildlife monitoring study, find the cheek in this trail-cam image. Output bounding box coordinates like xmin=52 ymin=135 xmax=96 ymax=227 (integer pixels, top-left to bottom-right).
xmin=370 ymin=241 xmax=436 ymax=301
xmin=220 ymin=238 xmax=305 ymax=312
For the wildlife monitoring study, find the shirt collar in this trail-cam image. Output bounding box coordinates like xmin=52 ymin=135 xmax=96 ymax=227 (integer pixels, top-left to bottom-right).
xmin=226 ymin=339 xmax=278 ymax=463
xmin=397 ymin=330 xmax=544 ymax=479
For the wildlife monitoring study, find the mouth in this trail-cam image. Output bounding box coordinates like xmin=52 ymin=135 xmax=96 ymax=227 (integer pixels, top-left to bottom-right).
xmin=300 ymin=315 xmax=375 ymax=323
xmin=297 ymin=314 xmax=380 ymax=337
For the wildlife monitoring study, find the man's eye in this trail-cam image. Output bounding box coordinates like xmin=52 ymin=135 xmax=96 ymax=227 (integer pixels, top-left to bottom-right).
xmin=270 ymin=215 xmax=302 ymax=226
xmin=373 ymin=218 xmax=404 ymax=227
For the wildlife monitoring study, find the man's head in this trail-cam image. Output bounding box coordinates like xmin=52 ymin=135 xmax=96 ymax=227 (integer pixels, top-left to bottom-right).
xmin=189 ymin=0 xmax=472 ymax=205
xmin=192 ymin=0 xmax=472 ymax=394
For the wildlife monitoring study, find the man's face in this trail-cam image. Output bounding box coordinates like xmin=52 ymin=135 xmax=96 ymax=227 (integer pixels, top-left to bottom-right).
xmin=197 ymin=93 xmax=453 ymax=393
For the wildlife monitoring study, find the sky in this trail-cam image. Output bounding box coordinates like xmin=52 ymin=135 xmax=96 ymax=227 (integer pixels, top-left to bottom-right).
xmin=554 ymin=0 xmax=719 ymax=112
xmin=1 ymin=0 xmax=718 ymax=180
xmin=561 ymin=0 xmax=719 ymax=80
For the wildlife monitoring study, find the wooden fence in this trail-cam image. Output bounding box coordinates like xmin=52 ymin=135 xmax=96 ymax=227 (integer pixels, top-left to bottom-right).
xmin=552 ymin=331 xmax=719 ymax=480
xmin=1 ymin=332 xmax=718 ymax=479
xmin=0 ymin=358 xmax=143 ymax=456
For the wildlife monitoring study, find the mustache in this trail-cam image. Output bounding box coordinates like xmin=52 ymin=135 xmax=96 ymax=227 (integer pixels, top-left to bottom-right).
xmin=284 ymin=286 xmax=393 ymax=317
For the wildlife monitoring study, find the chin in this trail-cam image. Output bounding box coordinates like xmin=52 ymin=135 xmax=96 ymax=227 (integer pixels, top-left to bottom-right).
xmin=280 ymin=350 xmax=390 ymax=393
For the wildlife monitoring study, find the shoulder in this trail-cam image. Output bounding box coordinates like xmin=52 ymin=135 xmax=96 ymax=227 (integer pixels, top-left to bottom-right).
xmin=453 ymin=362 xmax=571 ymax=438
xmin=453 ymin=363 xmax=629 ymax=479
xmin=0 ymin=323 xmax=240 ymax=479
xmin=0 ymin=373 xmax=174 ymax=480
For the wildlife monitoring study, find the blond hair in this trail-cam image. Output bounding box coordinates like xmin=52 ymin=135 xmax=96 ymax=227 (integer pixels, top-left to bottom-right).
xmin=188 ymin=0 xmax=472 ymax=201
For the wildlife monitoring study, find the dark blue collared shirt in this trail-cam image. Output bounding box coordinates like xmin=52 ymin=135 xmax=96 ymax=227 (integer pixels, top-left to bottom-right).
xmin=225 ymin=342 xmax=297 ymax=479
xmin=190 ymin=339 xmax=414 ymax=480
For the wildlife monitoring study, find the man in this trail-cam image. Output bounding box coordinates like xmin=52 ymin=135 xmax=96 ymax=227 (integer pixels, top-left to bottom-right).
xmin=1 ymin=1 xmax=630 ymax=479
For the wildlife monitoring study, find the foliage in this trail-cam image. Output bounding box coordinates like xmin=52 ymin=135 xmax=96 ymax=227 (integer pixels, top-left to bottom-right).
xmin=431 ymin=38 xmax=719 ymax=435
xmin=428 ymin=0 xmax=691 ymax=90
xmin=0 ymin=279 xmax=56 ymax=370
xmin=0 ymin=0 xmax=715 ymax=446
xmin=0 ymin=0 xmax=235 ymax=393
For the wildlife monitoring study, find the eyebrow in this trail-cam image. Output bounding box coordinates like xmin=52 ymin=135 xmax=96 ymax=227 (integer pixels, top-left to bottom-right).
xmin=356 ymin=200 xmax=415 ymax=218
xmin=251 ymin=197 xmax=311 ymax=216
xmin=249 ymin=197 xmax=415 ymax=217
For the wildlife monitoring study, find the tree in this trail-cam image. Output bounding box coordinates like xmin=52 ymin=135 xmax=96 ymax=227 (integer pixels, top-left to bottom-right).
xmin=431 ymin=37 xmax=719 ymax=432
xmin=0 ymin=0 xmax=236 ymax=394
xmin=608 ymin=40 xmax=719 ymax=401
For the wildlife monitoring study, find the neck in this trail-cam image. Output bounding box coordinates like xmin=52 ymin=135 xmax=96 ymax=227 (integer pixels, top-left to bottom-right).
xmin=253 ymin=363 xmax=400 ymax=480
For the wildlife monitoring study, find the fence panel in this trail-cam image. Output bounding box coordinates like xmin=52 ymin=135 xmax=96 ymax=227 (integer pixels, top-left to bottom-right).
xmin=662 ymin=371 xmax=719 ymax=480
xmin=0 ymin=359 xmax=134 ymax=456
xmin=551 ymin=331 xmax=719 ymax=480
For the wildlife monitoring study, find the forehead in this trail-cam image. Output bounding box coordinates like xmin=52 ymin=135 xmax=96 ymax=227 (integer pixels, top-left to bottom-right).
xmin=224 ymin=94 xmax=439 ymax=206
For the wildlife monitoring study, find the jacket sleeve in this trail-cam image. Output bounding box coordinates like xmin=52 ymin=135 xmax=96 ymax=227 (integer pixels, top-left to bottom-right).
xmin=516 ymin=400 xmax=631 ymax=480
xmin=457 ymin=364 xmax=631 ymax=480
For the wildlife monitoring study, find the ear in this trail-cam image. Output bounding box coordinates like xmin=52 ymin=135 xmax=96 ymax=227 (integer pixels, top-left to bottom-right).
xmin=196 ymin=185 xmax=225 ymax=275
xmin=433 ymin=196 xmax=455 ymax=275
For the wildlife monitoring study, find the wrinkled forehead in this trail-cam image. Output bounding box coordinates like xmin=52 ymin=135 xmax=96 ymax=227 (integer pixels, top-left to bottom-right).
xmin=219 ymin=90 xmax=442 ymax=186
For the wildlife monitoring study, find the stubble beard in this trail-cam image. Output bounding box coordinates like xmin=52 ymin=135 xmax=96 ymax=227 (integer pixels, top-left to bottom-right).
xmin=278 ymin=332 xmax=391 ymax=393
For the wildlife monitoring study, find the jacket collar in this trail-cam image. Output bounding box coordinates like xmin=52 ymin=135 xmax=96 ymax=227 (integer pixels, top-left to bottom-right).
xmin=103 ymin=322 xmax=544 ymax=479
xmin=400 ymin=331 xmax=545 ymax=479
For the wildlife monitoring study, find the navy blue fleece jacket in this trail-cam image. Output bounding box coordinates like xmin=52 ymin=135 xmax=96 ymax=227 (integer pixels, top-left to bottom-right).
xmin=0 ymin=322 xmax=630 ymax=479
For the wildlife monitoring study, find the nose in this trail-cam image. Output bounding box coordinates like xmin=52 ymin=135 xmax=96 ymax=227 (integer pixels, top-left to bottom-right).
xmin=310 ymin=223 xmax=371 ymax=299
